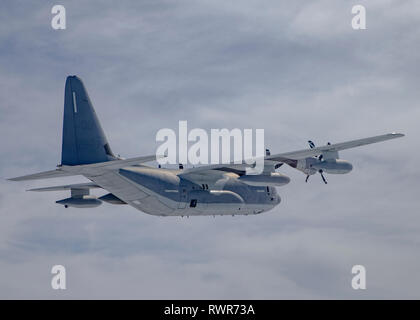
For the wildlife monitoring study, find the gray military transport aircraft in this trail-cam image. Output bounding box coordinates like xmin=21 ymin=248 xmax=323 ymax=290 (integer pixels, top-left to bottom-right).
xmin=9 ymin=76 xmax=404 ymax=216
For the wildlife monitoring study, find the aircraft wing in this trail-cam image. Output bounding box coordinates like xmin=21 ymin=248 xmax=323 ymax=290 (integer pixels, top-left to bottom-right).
xmin=27 ymin=182 xmax=101 ymax=192
xmin=7 ymin=169 xmax=77 ymax=181
xmin=267 ymin=132 xmax=404 ymax=162
xmin=178 ymin=132 xmax=404 ymax=178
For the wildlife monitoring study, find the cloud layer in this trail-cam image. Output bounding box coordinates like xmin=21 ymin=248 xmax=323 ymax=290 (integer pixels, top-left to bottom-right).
xmin=0 ymin=0 xmax=419 ymax=299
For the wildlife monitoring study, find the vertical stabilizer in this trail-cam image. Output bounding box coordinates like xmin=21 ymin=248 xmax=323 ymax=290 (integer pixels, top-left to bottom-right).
xmin=61 ymin=76 xmax=116 ymax=165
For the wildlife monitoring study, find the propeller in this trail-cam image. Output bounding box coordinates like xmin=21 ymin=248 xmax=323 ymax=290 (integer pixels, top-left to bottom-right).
xmin=319 ymin=169 xmax=327 ymax=184
xmin=306 ymin=140 xmax=328 ymax=184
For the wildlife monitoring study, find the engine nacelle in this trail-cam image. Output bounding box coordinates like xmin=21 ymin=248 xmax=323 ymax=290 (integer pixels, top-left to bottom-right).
xmin=56 ymin=195 xmax=102 ymax=208
xmin=311 ymin=159 xmax=353 ymax=174
xmin=238 ymin=172 xmax=290 ymax=187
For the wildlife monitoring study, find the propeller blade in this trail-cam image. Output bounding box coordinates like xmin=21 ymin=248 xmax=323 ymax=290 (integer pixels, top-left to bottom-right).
xmin=319 ymin=170 xmax=327 ymax=184
xmin=305 ymin=175 xmax=310 ymax=183
xmin=308 ymin=140 xmax=315 ymax=149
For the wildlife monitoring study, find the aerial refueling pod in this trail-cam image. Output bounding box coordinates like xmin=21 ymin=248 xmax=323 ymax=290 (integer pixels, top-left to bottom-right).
xmin=56 ymin=195 xmax=102 ymax=208
xmin=238 ymin=172 xmax=290 ymax=187
xmin=56 ymin=188 xmax=102 ymax=208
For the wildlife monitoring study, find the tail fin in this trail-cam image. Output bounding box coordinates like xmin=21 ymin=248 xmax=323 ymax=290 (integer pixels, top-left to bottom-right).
xmin=61 ymin=76 xmax=116 ymax=165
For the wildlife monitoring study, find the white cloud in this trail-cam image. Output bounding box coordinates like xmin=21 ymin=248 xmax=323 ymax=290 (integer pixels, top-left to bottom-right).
xmin=0 ymin=0 xmax=419 ymax=299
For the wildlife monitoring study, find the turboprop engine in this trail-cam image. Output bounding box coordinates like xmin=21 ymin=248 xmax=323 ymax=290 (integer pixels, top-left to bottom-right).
xmin=290 ymin=140 xmax=353 ymax=184
xmin=310 ymin=159 xmax=353 ymax=174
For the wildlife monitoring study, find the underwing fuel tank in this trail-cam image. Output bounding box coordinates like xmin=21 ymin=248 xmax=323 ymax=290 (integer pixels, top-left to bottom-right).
xmin=238 ymin=172 xmax=290 ymax=187
xmin=311 ymin=159 xmax=353 ymax=174
xmin=56 ymin=195 xmax=102 ymax=208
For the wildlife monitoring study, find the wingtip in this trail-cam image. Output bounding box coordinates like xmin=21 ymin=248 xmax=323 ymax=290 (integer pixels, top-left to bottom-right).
xmin=390 ymin=132 xmax=405 ymax=138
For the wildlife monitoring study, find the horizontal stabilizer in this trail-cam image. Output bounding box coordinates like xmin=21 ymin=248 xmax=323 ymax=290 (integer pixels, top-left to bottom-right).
xmin=82 ymin=155 xmax=161 ymax=169
xmin=60 ymin=154 xmax=163 ymax=172
xmin=28 ymin=182 xmax=100 ymax=192
xmin=9 ymin=155 xmax=163 ymax=181
xmin=8 ymin=169 xmax=78 ymax=181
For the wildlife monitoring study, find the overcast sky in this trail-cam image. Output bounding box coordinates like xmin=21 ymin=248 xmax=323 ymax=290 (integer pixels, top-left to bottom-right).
xmin=0 ymin=0 xmax=419 ymax=299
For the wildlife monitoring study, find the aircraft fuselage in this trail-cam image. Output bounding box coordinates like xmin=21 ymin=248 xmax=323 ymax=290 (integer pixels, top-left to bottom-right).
xmin=87 ymin=166 xmax=281 ymax=216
